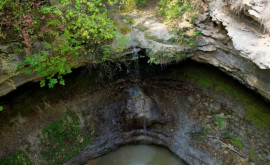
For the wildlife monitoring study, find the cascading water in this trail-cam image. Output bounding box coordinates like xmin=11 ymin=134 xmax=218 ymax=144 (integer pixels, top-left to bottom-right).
xmin=132 ymin=46 xmax=140 ymax=80
xmin=128 ymin=44 xmax=146 ymax=132
xmin=132 ymin=46 xmax=146 ymax=131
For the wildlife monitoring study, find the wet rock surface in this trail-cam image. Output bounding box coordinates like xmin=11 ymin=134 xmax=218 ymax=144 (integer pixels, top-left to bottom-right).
xmin=1 ymin=63 xmax=269 ymax=165
xmin=123 ymin=86 xmax=167 ymax=130
xmin=65 ymin=78 xmax=270 ymax=165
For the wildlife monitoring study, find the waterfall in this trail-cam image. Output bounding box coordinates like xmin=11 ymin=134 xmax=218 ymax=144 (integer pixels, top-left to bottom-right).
xmin=132 ymin=46 xmax=140 ymax=80
xmin=131 ymin=46 xmax=147 ymax=131
xmin=132 ymin=47 xmax=146 ymax=131
xmin=130 ymin=30 xmax=147 ymax=133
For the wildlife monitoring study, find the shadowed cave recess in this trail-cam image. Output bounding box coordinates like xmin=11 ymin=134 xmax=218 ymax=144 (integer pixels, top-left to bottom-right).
xmin=0 ymin=49 xmax=270 ymax=165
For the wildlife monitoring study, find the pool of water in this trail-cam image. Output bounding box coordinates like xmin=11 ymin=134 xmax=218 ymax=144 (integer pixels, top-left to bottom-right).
xmin=86 ymin=145 xmax=186 ymax=165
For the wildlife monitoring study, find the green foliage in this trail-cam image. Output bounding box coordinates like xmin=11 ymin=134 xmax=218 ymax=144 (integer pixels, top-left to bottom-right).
xmin=176 ymin=53 xmax=188 ymax=60
xmin=115 ymin=32 xmax=130 ymax=50
xmin=119 ymin=0 xmax=136 ymax=12
xmin=0 ymin=106 xmax=3 ymax=111
xmin=0 ymin=54 xmax=20 ymax=76
xmin=0 ymin=1 xmax=8 ymax=10
xmin=114 ymin=21 xmax=131 ymax=34
xmin=1 ymin=0 xmax=117 ymax=88
xmin=39 ymin=110 xmax=92 ymax=164
xmin=22 ymin=48 xmax=71 ymax=88
xmin=115 ymin=0 xmax=149 ymax=12
xmin=158 ymin=0 xmax=200 ymax=21
xmin=125 ymin=17 xmax=135 ymax=24
xmin=225 ymin=134 xmax=243 ymax=148
xmin=249 ymin=150 xmax=260 ymax=161
xmin=0 ymin=1 xmax=39 ymax=42
xmin=0 ymin=150 xmax=34 ymax=165
xmin=135 ymin=0 xmax=148 ymax=8
xmin=100 ymin=32 xmax=129 ymax=61
xmin=147 ymin=51 xmax=188 ymax=64
xmin=170 ymin=29 xmax=200 ymax=46
xmin=213 ymin=114 xmax=224 ymax=130
xmin=101 ymin=45 xmax=113 ymax=61
xmin=203 ymin=125 xmax=211 ymax=136
xmin=147 ymin=51 xmax=164 ymax=64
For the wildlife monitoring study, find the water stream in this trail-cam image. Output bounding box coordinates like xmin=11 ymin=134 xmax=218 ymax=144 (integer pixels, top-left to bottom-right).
xmin=133 ymin=46 xmax=140 ymax=78
xmin=132 ymin=46 xmax=146 ymax=131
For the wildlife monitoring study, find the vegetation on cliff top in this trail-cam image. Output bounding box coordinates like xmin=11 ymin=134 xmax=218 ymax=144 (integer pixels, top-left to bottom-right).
xmin=0 ymin=0 xmax=201 ymax=89
xmin=0 ymin=0 xmax=117 ymax=88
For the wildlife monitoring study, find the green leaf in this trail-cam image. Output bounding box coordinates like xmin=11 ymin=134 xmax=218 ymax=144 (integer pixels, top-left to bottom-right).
xmin=40 ymin=79 xmax=46 ymax=88
xmin=41 ymin=6 xmax=51 ymax=14
xmin=25 ymin=69 xmax=32 ymax=74
xmin=47 ymin=19 xmax=61 ymax=26
xmin=0 ymin=106 xmax=3 ymax=111
xmin=59 ymin=79 xmax=65 ymax=86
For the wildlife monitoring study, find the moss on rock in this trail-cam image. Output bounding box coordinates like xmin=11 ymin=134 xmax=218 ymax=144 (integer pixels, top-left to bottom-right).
xmin=170 ymin=63 xmax=270 ymax=129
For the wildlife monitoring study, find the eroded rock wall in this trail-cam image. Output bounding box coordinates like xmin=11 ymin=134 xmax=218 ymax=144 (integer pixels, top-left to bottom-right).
xmin=193 ymin=0 xmax=270 ymax=100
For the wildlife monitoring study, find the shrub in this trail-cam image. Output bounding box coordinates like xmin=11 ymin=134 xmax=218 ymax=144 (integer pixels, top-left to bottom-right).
xmin=158 ymin=0 xmax=200 ymax=22
xmin=0 ymin=0 xmax=117 ymax=88
xmin=135 ymin=0 xmax=148 ymax=8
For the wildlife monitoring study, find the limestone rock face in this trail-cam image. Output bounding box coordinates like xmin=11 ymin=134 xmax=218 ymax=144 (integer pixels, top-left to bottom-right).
xmin=120 ymin=1 xmax=270 ymax=100
xmin=123 ymin=87 xmax=166 ymax=130
xmin=125 ymin=12 xmax=194 ymax=64
xmin=0 ymin=40 xmax=109 ymax=97
xmin=129 ymin=13 xmax=182 ymax=54
xmin=209 ymin=0 xmax=270 ymax=69
xmin=192 ymin=0 xmax=270 ymax=100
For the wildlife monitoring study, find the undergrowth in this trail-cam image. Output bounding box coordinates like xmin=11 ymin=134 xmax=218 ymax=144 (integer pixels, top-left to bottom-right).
xmin=39 ymin=110 xmax=92 ymax=164
xmin=0 ymin=0 xmax=118 ymax=88
xmin=158 ymin=0 xmax=200 ymax=22
xmin=0 ymin=150 xmax=34 ymax=165
xmin=169 ymin=29 xmax=200 ymax=46
xmin=147 ymin=51 xmax=188 ymax=64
